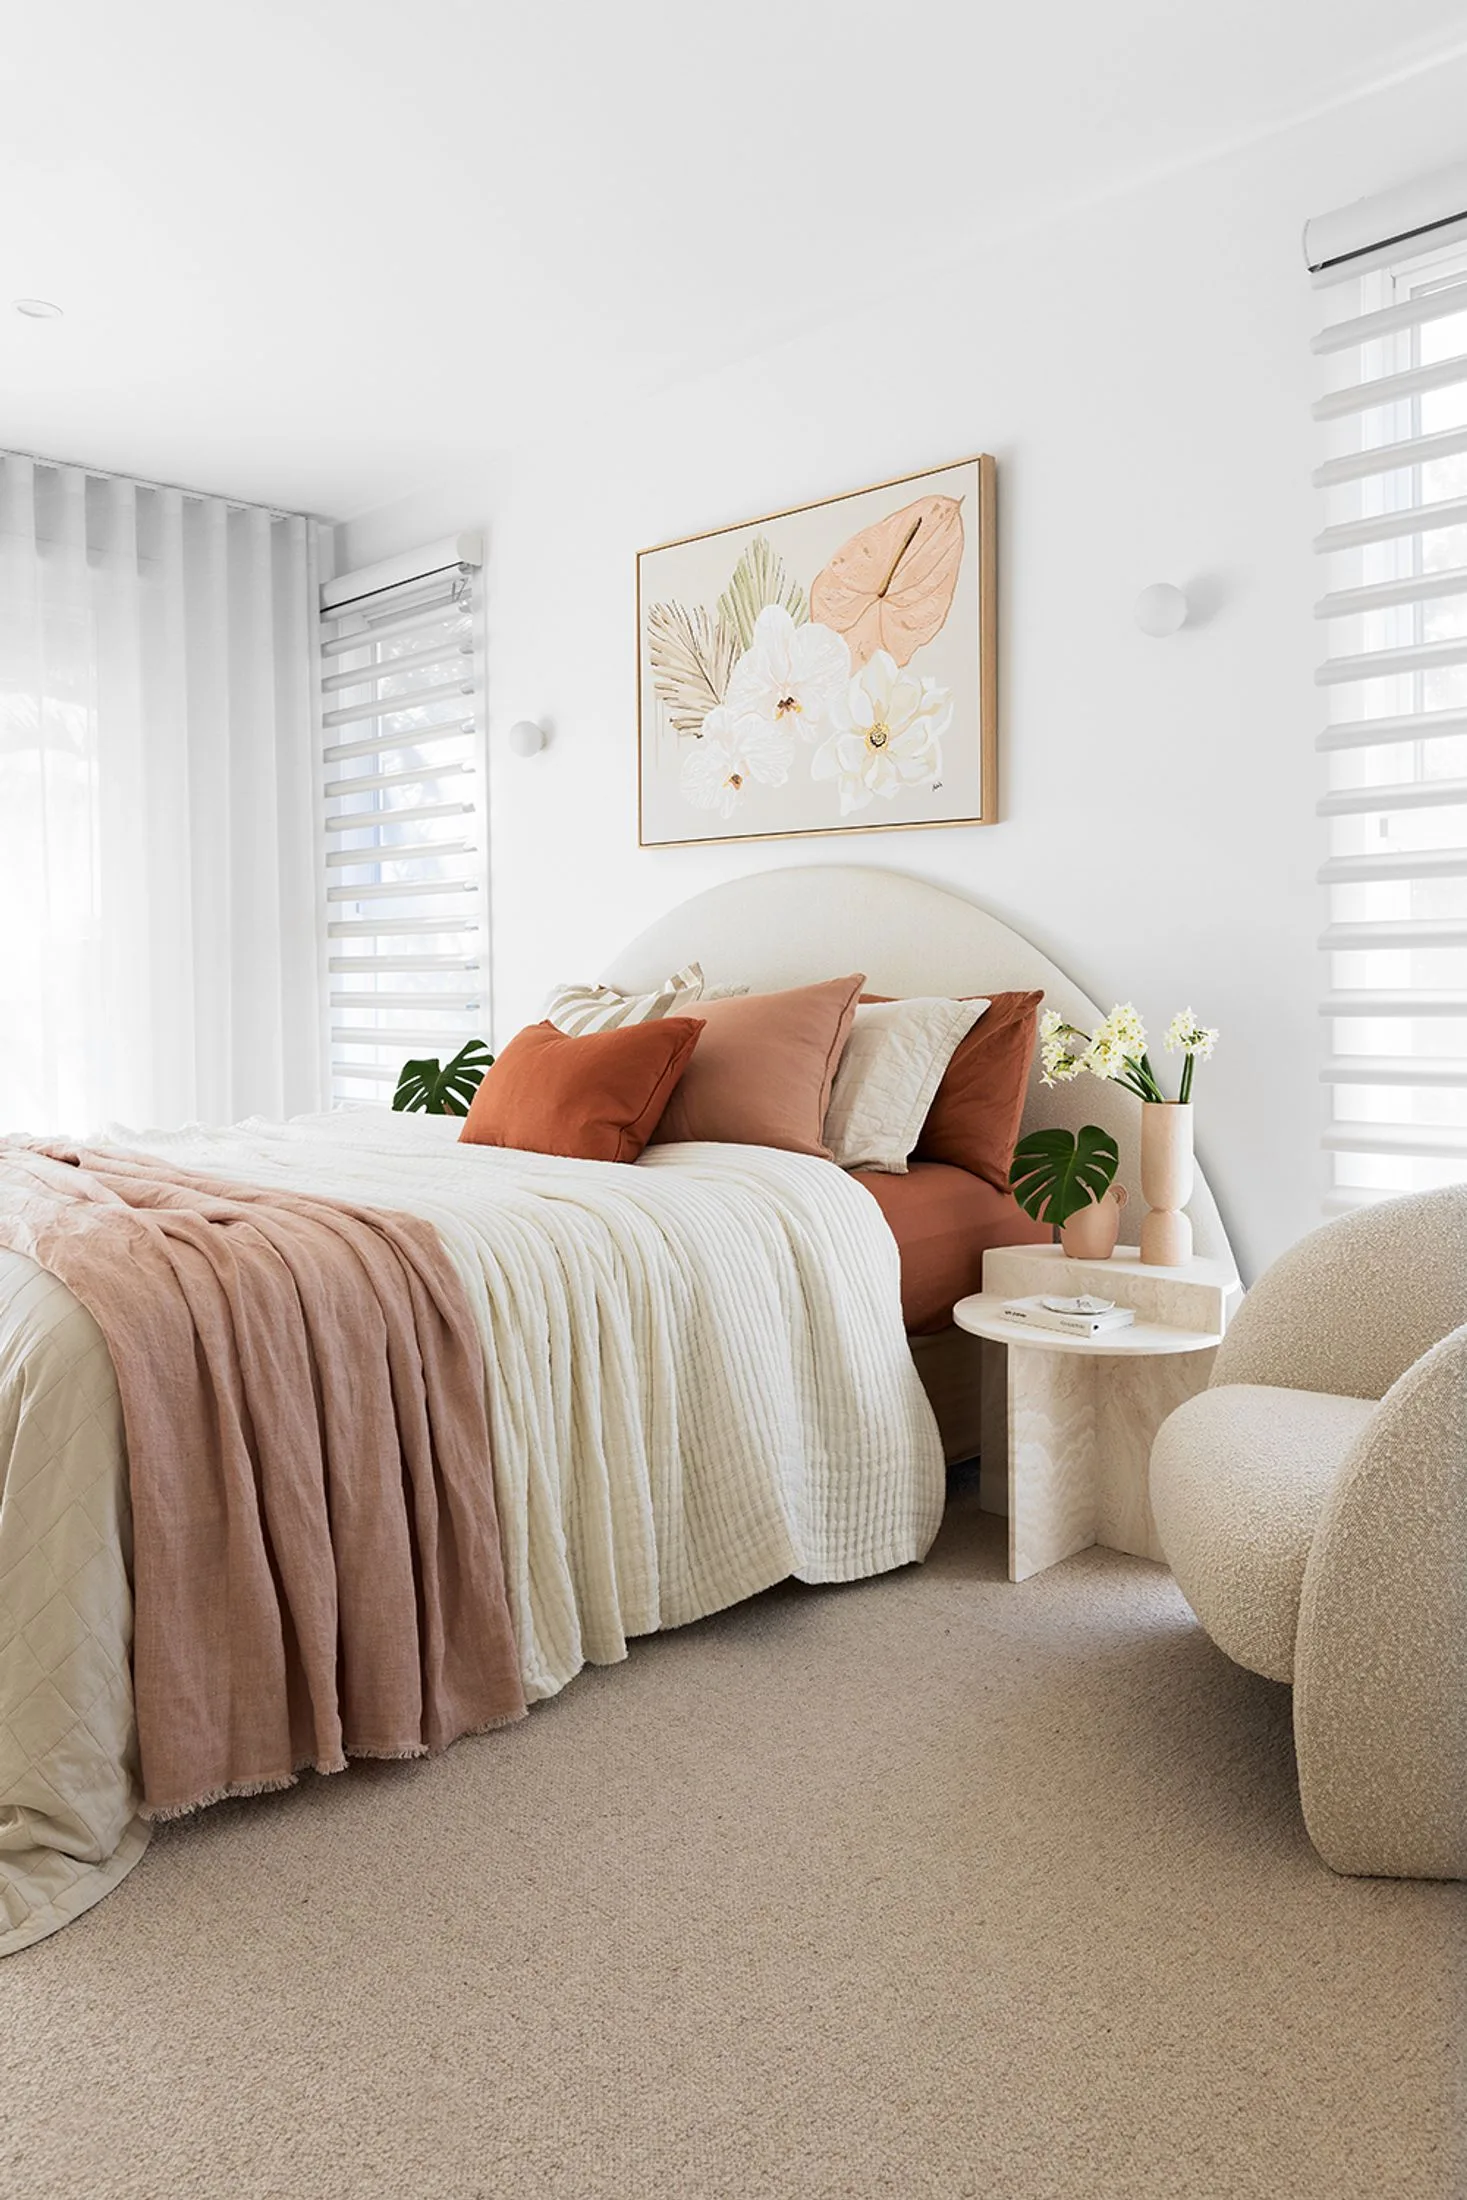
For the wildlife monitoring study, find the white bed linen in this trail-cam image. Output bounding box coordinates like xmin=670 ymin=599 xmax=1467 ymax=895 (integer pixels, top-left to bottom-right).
xmin=0 ymin=1110 xmax=943 ymax=1954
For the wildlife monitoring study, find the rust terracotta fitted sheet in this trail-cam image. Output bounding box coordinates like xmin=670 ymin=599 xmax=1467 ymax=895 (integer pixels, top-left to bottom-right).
xmin=851 ymin=1162 xmax=1050 ymax=1336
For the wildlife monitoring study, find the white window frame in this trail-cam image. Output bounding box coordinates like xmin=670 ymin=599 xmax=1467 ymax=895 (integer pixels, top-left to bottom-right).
xmin=1314 ymin=239 xmax=1467 ymax=1206
xmin=316 ymin=536 xmax=490 ymax=1106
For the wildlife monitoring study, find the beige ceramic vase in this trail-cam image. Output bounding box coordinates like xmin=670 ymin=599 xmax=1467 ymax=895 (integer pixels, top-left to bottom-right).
xmin=1059 ymin=1184 xmax=1128 ymax=1260
xmin=1139 ymin=1102 xmax=1194 ymax=1266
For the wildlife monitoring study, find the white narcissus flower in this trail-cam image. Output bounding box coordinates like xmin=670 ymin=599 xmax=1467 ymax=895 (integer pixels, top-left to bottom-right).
xmin=1163 ymin=1008 xmax=1218 ymax=1059
xmin=1084 ymin=1003 xmax=1147 ymax=1080
xmin=679 ymin=707 xmax=795 ymax=819
xmin=1039 ymin=1011 xmax=1089 ymax=1087
xmin=810 ymin=651 xmax=954 ymax=816
xmin=1103 ymin=1003 xmax=1147 ymax=1056
xmin=1117 ymin=1004 xmax=1147 ymax=1052
xmin=725 ymin=605 xmax=851 ymax=739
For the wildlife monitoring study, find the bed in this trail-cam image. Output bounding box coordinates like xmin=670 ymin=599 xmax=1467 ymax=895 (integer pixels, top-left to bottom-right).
xmin=0 ymin=865 xmax=1233 ymax=1956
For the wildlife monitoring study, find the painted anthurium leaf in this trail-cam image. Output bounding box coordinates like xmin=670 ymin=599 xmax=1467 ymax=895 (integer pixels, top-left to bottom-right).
xmin=392 ymin=1039 xmax=495 ymax=1117
xmin=647 ymin=602 xmax=742 ymax=736
xmin=716 ymin=535 xmax=809 ymax=653
xmin=1009 ymin=1124 xmax=1120 ymax=1229
xmin=809 ymin=495 xmax=964 ymax=668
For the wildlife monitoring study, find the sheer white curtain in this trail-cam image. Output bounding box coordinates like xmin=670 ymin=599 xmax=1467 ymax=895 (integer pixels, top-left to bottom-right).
xmin=0 ymin=454 xmax=323 ymax=1134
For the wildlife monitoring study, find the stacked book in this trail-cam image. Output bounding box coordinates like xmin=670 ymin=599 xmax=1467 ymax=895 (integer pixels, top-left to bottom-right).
xmin=1001 ymin=1294 xmax=1136 ymax=1339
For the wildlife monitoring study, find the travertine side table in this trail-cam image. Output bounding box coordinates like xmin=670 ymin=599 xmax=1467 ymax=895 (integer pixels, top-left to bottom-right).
xmin=954 ymin=1244 xmax=1242 ymax=1583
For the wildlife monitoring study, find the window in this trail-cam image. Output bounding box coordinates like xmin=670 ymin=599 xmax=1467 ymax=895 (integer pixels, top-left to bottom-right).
xmin=1313 ymin=244 xmax=1467 ymax=1207
xmin=318 ymin=538 xmax=488 ymax=1103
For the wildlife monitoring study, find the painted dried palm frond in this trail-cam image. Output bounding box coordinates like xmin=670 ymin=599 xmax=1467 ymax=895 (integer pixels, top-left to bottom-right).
xmin=717 ymin=536 xmax=809 ymax=653
xmin=810 ymin=495 xmax=964 ymax=668
xmin=646 ymin=602 xmax=741 ymax=736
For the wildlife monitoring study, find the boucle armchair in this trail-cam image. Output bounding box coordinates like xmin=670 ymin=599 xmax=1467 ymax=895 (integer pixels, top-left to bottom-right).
xmin=1149 ymin=1185 xmax=1467 ymax=1880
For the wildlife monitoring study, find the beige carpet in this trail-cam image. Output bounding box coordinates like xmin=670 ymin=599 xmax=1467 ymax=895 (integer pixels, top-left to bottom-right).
xmin=3 ymin=1475 xmax=1462 ymax=2200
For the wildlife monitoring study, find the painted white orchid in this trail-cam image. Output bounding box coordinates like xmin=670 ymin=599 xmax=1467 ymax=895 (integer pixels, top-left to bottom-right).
xmin=679 ymin=707 xmax=795 ymax=819
xmin=810 ymin=651 xmax=953 ymax=816
xmin=725 ymin=605 xmax=851 ymax=739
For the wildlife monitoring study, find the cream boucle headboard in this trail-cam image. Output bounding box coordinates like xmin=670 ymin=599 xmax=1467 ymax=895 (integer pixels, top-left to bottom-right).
xmin=604 ymin=864 xmax=1234 ymax=1269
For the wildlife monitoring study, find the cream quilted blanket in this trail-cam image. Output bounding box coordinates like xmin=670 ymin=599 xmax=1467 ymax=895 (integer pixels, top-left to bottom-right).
xmin=1 ymin=1111 xmax=944 ymax=1954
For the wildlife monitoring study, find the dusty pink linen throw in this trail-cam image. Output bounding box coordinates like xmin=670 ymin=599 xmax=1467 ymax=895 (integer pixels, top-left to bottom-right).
xmin=0 ymin=1143 xmax=525 ymax=1818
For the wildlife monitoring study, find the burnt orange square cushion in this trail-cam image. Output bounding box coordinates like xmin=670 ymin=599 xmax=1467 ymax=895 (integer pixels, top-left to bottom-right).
xmin=863 ymin=989 xmax=1042 ymax=1192
xmin=458 ymin=1017 xmax=703 ymax=1164
xmin=651 ymin=974 xmax=864 ymax=1158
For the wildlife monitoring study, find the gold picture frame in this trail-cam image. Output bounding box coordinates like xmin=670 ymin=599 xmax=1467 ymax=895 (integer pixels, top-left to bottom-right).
xmin=637 ymin=454 xmax=996 ymax=849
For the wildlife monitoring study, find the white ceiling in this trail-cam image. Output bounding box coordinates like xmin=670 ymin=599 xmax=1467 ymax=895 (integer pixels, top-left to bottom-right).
xmin=4 ymin=0 xmax=1466 ymax=521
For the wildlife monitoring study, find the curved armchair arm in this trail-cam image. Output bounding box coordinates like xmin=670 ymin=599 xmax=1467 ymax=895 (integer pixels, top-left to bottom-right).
xmin=1293 ymin=1322 xmax=1467 ymax=1879
xmin=1213 ymin=1185 xmax=1467 ymax=1401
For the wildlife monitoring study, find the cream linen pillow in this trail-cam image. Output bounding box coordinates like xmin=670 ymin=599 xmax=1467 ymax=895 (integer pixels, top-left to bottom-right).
xmin=824 ymin=996 xmax=988 ymax=1173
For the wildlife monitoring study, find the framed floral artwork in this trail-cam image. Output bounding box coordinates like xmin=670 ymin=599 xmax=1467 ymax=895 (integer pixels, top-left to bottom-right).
xmin=637 ymin=455 xmax=996 ymax=848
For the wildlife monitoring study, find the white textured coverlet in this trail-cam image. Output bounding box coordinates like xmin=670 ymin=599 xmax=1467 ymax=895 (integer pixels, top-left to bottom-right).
xmin=1 ymin=1110 xmax=943 ymax=1954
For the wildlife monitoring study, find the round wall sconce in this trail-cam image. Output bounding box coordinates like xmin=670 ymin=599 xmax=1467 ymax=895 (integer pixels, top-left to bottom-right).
xmin=509 ymin=719 xmax=546 ymax=756
xmin=1134 ymin=582 xmax=1188 ymax=637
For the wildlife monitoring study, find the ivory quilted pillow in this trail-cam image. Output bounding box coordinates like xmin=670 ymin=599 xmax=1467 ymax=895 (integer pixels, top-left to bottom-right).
xmin=825 ymin=996 xmax=988 ymax=1173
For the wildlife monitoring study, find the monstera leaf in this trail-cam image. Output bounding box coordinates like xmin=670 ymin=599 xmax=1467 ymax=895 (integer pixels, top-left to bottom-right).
xmin=1009 ymin=1124 xmax=1120 ymax=1229
xmin=809 ymin=494 xmax=964 ymax=668
xmin=646 ymin=602 xmax=741 ymax=736
xmin=716 ymin=536 xmax=808 ymax=652
xmin=392 ymin=1039 xmax=494 ymax=1117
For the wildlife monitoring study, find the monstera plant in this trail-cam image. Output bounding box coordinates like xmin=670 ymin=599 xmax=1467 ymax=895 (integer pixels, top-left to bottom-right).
xmin=392 ymin=1039 xmax=494 ymax=1117
xmin=1009 ymin=1124 xmax=1120 ymax=1229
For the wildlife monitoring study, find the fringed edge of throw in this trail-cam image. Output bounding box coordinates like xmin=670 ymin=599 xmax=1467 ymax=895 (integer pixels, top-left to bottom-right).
xmin=143 ymin=1756 xmax=346 ymax=1823
xmin=141 ymin=1708 xmax=527 ymax=1823
xmin=422 ymin=1705 xmax=529 ymax=1749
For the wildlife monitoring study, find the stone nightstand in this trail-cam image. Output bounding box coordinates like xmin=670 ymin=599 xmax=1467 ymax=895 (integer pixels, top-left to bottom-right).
xmin=954 ymin=1244 xmax=1242 ymax=1583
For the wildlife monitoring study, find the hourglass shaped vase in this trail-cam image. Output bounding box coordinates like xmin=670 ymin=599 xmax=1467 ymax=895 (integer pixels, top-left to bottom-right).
xmin=1139 ymin=1103 xmax=1194 ymax=1266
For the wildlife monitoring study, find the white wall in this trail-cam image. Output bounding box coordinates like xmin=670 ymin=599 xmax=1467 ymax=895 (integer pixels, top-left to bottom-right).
xmin=338 ymin=57 xmax=1467 ymax=1283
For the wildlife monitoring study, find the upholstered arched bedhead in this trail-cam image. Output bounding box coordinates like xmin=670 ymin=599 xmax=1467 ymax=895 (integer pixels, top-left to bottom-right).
xmin=604 ymin=864 xmax=1234 ymax=1268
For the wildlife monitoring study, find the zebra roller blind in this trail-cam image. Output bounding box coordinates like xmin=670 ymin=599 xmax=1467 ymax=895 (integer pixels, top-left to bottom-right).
xmin=1313 ymin=239 xmax=1467 ymax=1205
xmin=318 ymin=538 xmax=486 ymax=1102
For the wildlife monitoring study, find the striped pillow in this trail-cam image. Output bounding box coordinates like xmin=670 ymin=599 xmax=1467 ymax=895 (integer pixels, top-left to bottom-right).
xmin=543 ymin=963 xmax=706 ymax=1036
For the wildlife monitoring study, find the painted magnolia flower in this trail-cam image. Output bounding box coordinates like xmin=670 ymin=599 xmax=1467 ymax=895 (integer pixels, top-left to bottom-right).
xmin=810 ymin=651 xmax=953 ymax=816
xmin=725 ymin=604 xmax=851 ymax=738
xmin=679 ymin=707 xmax=795 ymax=819
xmin=1163 ymin=1009 xmax=1218 ymax=1060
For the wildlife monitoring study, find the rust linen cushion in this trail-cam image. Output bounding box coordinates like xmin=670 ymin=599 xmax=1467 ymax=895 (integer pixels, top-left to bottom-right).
xmin=651 ymin=974 xmax=864 ymax=1159
xmin=458 ymin=1017 xmax=704 ymax=1164
xmin=864 ymin=988 xmax=1043 ymax=1192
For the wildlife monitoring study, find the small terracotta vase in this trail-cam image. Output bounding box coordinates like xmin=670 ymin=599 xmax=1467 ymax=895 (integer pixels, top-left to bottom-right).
xmin=1139 ymin=1101 xmax=1194 ymax=1266
xmin=1060 ymin=1184 xmax=1128 ymax=1260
